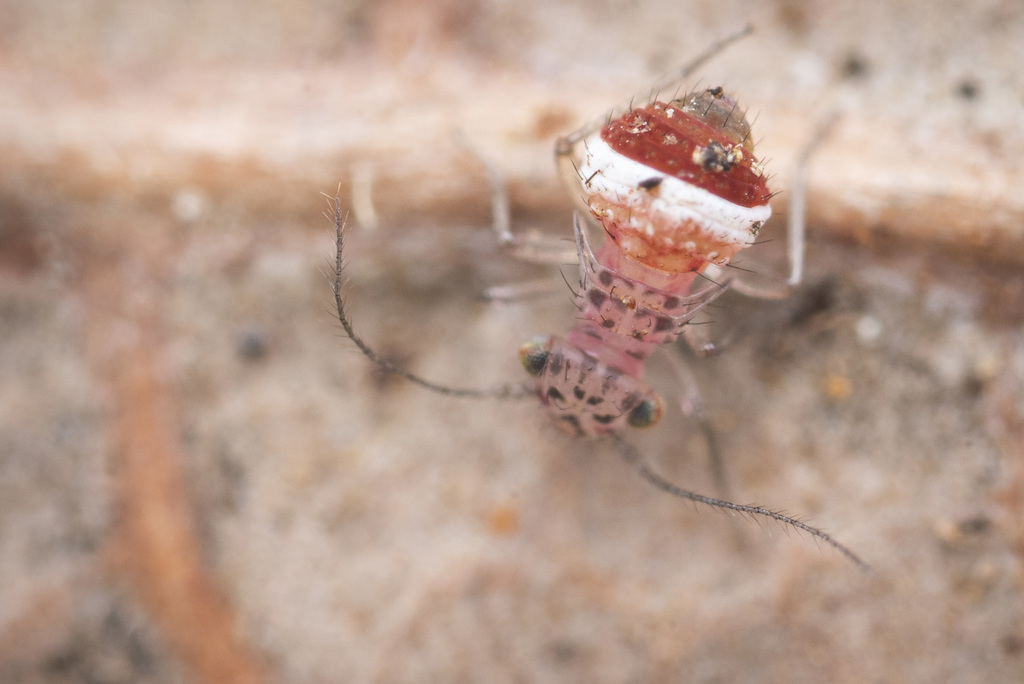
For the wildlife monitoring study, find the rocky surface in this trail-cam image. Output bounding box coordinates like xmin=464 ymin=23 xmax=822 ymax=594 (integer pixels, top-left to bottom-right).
xmin=1 ymin=1 xmax=1022 ymax=682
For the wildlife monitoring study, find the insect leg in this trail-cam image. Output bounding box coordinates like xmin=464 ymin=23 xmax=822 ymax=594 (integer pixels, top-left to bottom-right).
xmin=680 ymin=323 xmax=725 ymax=358
xmin=727 ymin=113 xmax=841 ymax=299
xmin=455 ymin=136 xmax=578 ymax=266
xmin=660 ymin=351 xmax=733 ymax=502
xmin=350 ymin=161 xmax=379 ymax=232
xmin=677 ymin=270 xmax=739 ymax=358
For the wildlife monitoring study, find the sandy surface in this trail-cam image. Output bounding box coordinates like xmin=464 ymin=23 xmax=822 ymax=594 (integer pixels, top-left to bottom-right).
xmin=1 ymin=1 xmax=1023 ymax=682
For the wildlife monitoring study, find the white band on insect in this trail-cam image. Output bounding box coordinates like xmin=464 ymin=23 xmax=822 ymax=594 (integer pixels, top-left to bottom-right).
xmin=578 ymin=137 xmax=772 ymax=249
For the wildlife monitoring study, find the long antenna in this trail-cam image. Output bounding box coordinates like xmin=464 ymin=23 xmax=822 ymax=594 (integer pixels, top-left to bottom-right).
xmin=612 ymin=434 xmax=872 ymax=573
xmin=330 ymin=194 xmax=533 ymax=400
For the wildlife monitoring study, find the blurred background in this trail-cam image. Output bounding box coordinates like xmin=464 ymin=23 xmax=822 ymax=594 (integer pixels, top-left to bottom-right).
xmin=1 ymin=1 xmax=1022 ymax=682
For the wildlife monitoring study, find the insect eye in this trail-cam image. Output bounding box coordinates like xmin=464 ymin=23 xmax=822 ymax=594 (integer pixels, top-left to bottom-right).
xmin=627 ymin=396 xmax=663 ymax=429
xmin=518 ymin=338 xmax=550 ymax=377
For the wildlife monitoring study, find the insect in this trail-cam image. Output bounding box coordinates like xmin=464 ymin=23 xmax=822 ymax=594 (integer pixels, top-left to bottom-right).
xmin=332 ymin=27 xmax=869 ymax=572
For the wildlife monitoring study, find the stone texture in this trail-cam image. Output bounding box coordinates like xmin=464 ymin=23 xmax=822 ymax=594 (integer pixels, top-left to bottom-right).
xmin=1 ymin=1 xmax=1022 ymax=682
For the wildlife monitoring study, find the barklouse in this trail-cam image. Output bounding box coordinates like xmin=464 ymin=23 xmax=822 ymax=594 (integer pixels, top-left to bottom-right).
xmin=333 ymin=27 xmax=869 ymax=572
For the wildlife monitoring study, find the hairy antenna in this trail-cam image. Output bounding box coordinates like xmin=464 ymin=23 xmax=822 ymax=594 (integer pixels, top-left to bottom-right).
xmin=612 ymin=434 xmax=872 ymax=573
xmin=329 ymin=194 xmax=533 ymax=400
